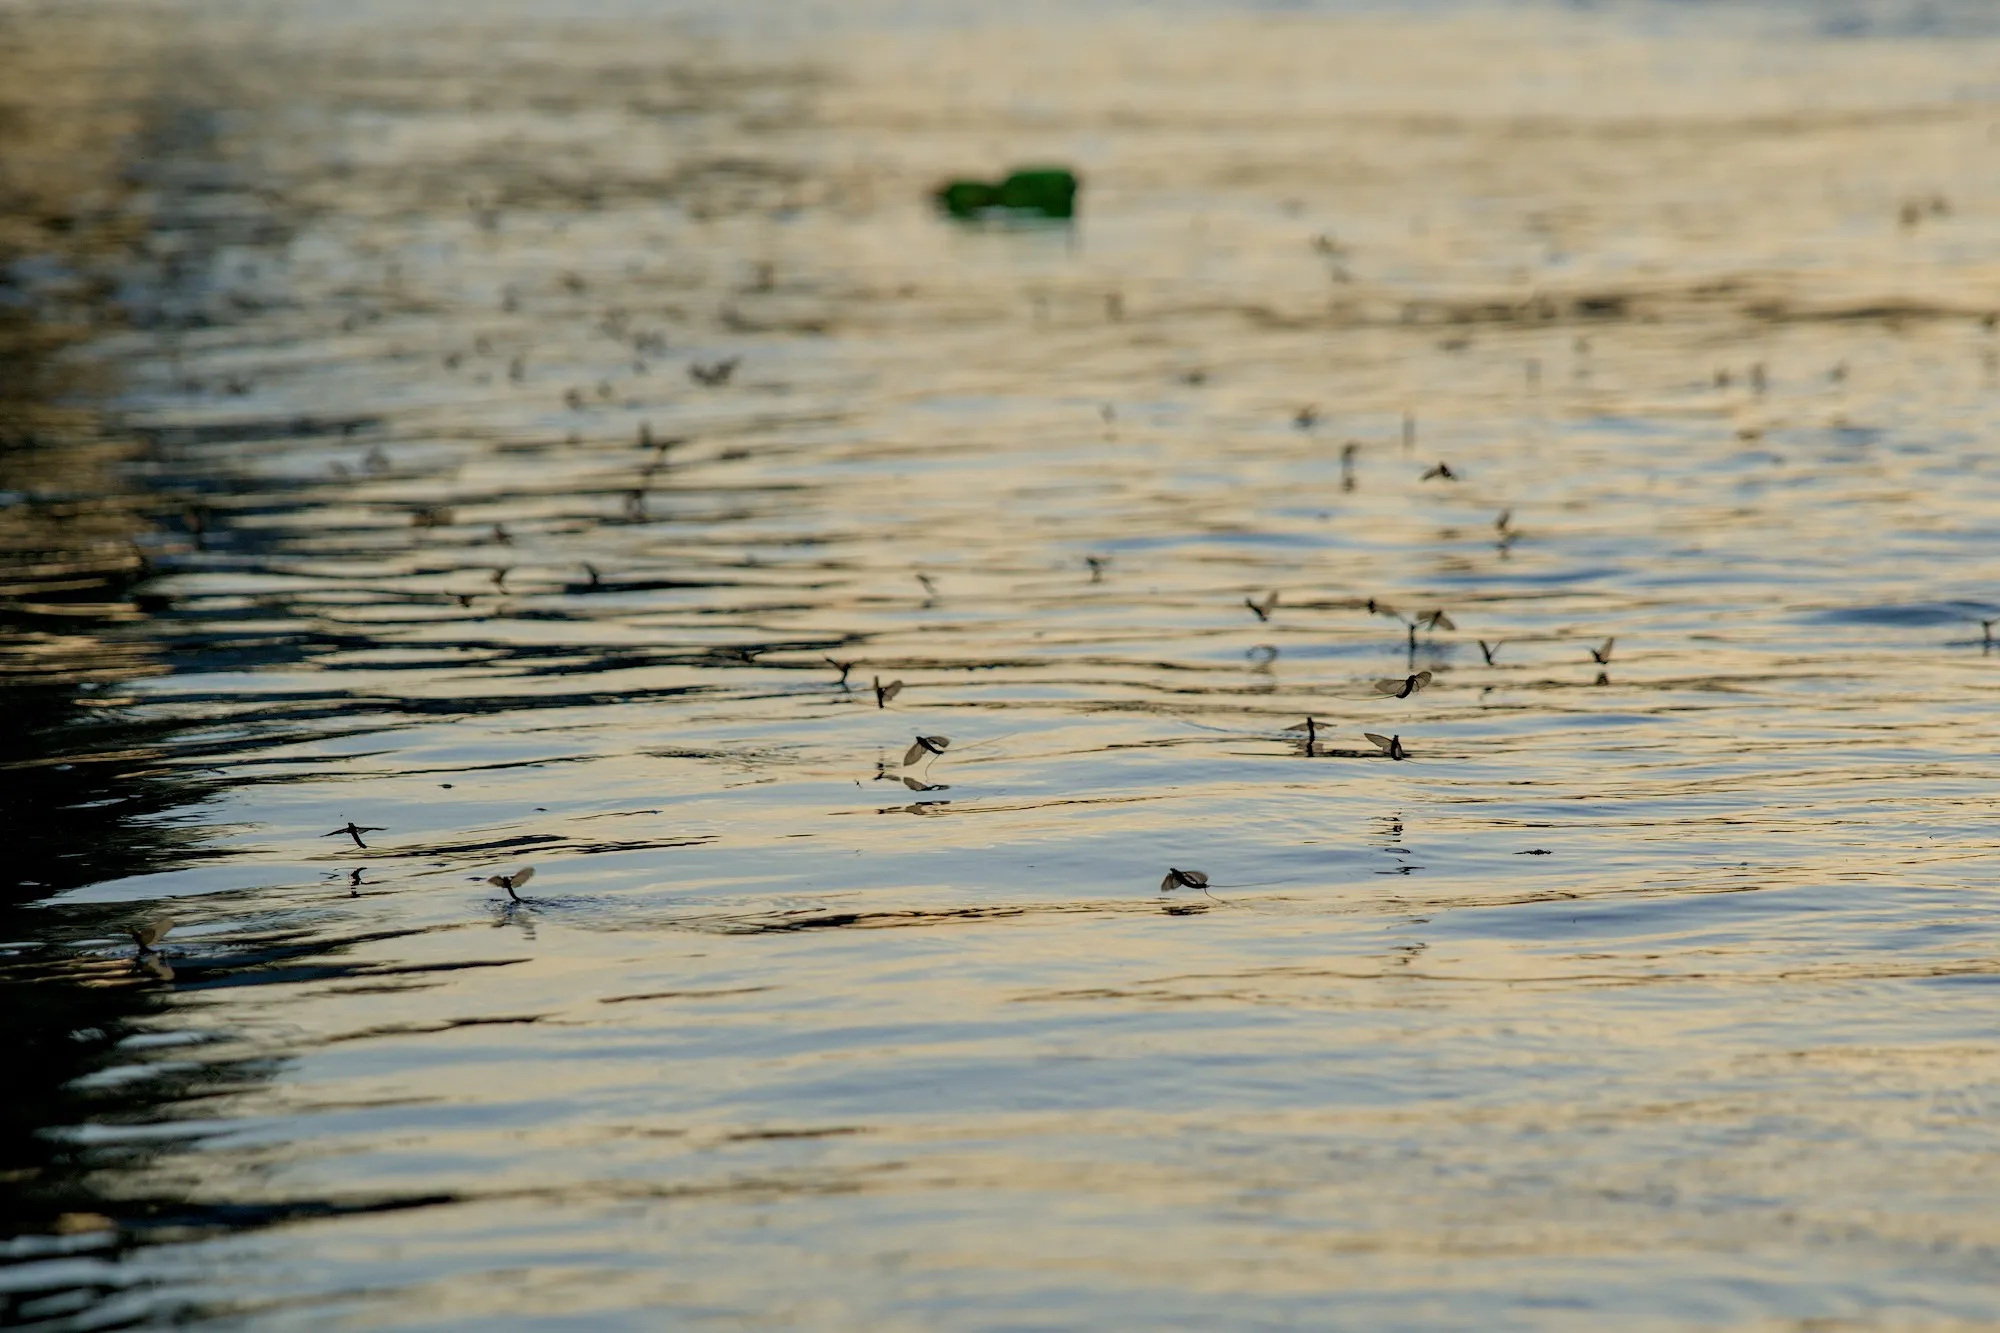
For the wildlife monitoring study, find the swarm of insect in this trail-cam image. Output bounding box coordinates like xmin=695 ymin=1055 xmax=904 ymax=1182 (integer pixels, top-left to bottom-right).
xmin=1372 ymin=670 xmax=1433 ymax=700
xmin=873 ymin=677 xmax=903 ymax=709
xmin=903 ymin=735 xmax=951 ymax=766
xmin=1160 ymin=868 xmax=1209 ymax=893
xmin=1245 ymin=591 xmax=1280 ymax=622
xmin=1364 ymin=732 xmax=1409 ymax=760
xmin=486 ymin=866 xmax=536 ymax=902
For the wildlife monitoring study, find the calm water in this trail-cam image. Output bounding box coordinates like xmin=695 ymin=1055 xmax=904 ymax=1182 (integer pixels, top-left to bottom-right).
xmin=9 ymin=0 xmax=2000 ymax=1326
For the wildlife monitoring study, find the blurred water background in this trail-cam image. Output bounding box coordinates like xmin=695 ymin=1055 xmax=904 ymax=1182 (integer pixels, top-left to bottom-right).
xmin=7 ymin=0 xmax=2000 ymax=1327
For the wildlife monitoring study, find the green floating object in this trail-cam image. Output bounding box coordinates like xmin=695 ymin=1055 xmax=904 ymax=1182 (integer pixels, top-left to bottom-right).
xmin=934 ymin=166 xmax=1078 ymax=221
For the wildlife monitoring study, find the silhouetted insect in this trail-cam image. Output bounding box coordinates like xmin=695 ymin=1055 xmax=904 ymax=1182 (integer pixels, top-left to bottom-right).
xmin=1294 ymin=405 xmax=1318 ymax=430
xmin=581 ymin=563 xmax=602 ymax=590
xmin=915 ymin=573 xmax=938 ymax=598
xmin=455 ymin=592 xmax=477 ymax=608
xmin=130 ymin=918 xmax=174 ymax=953
xmin=899 ymin=776 xmax=948 ymax=791
xmin=1364 ymin=732 xmax=1408 ymax=760
xmin=348 ymin=868 xmax=365 ymax=895
xmin=689 ymin=357 xmax=740 ymax=386
xmin=487 ymin=866 xmax=535 ymax=902
xmin=1283 ymin=717 xmax=1319 ymax=750
xmin=874 ymin=676 xmax=903 ymax=709
xmin=1367 ymin=598 xmax=1399 ymax=618
xmin=1160 ymin=867 xmax=1209 ymax=893
xmin=1421 ymin=462 xmax=1458 ymax=481
xmin=324 ymin=822 xmax=384 ymax=850
xmin=1085 ymin=555 xmax=1108 ymax=582
xmin=1245 ymin=590 xmax=1279 ymax=621
xmin=1589 ymin=637 xmax=1615 ymax=664
xmin=491 ymin=567 xmax=510 ymax=589
xmin=1496 ymin=510 xmax=1512 ymax=533
xmin=1979 ymin=619 xmax=1996 ymax=649
xmin=904 ymin=735 xmax=951 ymax=766
xmin=1478 ymin=639 xmax=1501 ymax=666
xmin=1373 ymin=670 xmax=1432 ymax=699
xmin=1416 ymin=609 xmax=1455 ymax=631
xmin=1516 ymin=849 xmax=1552 ymax=856
xmin=824 ymin=656 xmax=855 ymax=686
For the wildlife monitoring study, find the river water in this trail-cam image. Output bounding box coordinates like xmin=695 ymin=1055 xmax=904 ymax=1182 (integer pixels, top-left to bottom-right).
xmin=8 ymin=0 xmax=2000 ymax=1327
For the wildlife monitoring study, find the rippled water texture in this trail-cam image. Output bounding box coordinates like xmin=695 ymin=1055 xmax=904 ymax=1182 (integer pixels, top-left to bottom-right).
xmin=10 ymin=0 xmax=2000 ymax=1326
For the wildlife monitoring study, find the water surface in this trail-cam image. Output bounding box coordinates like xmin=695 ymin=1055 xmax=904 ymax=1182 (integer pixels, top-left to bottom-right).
xmin=9 ymin=1 xmax=2000 ymax=1326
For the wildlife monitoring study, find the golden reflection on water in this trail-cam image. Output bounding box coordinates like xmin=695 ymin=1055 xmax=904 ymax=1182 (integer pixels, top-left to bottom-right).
xmin=14 ymin=0 xmax=2000 ymax=1325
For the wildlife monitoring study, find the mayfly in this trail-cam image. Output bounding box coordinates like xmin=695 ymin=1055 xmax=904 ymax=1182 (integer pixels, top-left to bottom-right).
xmin=904 ymin=735 xmax=951 ymax=766
xmin=873 ymin=676 xmax=903 ymax=709
xmin=1589 ymin=637 xmax=1615 ymax=664
xmin=130 ymin=918 xmax=174 ymax=953
xmin=1421 ymin=461 xmax=1458 ymax=481
xmin=1085 ymin=555 xmax=1108 ymax=582
xmin=1294 ymin=405 xmax=1319 ymax=431
xmin=1160 ymin=867 xmax=1210 ymax=893
xmin=486 ymin=866 xmax=535 ymax=903
xmin=1283 ymin=717 xmax=1320 ymax=751
xmin=689 ymin=356 xmax=740 ymax=386
xmin=1245 ymin=590 xmax=1280 ymax=622
xmin=1364 ymin=732 xmax=1409 ymax=760
xmin=915 ymin=572 xmax=938 ymax=598
xmin=1366 ymin=598 xmax=1399 ymax=619
xmin=1478 ymin=639 xmax=1502 ymax=666
xmin=899 ymin=776 xmax=948 ymax=792
xmin=324 ymin=822 xmax=384 ymax=850
xmin=1372 ymin=670 xmax=1432 ymax=699
xmin=823 ymin=656 xmax=856 ymax=687
xmin=1495 ymin=509 xmax=1513 ymax=533
xmin=1416 ymin=609 xmax=1455 ymax=632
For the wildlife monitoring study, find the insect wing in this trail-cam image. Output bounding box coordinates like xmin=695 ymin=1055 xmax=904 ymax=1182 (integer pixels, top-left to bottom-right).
xmin=903 ymin=740 xmax=928 ymax=766
xmin=134 ymin=918 xmax=174 ymax=949
xmin=510 ymin=867 xmax=535 ymax=891
xmin=1364 ymin=732 xmax=1396 ymax=752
